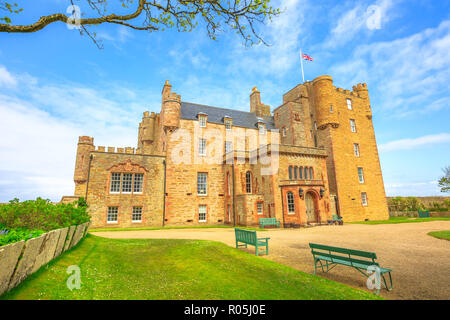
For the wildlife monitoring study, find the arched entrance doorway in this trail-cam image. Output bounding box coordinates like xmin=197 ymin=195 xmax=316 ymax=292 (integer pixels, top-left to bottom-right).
xmin=305 ymin=192 xmax=317 ymax=223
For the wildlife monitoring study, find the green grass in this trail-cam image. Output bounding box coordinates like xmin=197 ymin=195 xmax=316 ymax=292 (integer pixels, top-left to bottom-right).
xmin=90 ymin=225 xmax=267 ymax=232
xmin=350 ymin=216 xmax=450 ymax=225
xmin=1 ymin=235 xmax=380 ymax=300
xmin=428 ymin=230 xmax=450 ymax=241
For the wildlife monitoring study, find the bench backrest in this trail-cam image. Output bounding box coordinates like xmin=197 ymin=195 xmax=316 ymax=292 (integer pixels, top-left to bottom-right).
xmin=259 ymin=218 xmax=277 ymax=224
xmin=309 ymin=243 xmax=378 ymax=267
xmin=418 ymin=210 xmax=429 ymax=217
xmin=235 ymin=228 xmax=257 ymax=244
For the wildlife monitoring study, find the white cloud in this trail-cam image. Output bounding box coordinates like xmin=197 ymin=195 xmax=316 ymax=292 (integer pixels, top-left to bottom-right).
xmin=324 ymin=0 xmax=396 ymax=48
xmin=379 ymin=133 xmax=450 ymax=152
xmin=0 ymin=65 xmax=161 ymax=202
xmin=0 ymin=65 xmax=17 ymax=87
xmin=330 ymin=19 xmax=450 ymax=117
xmin=384 ymin=180 xmax=441 ymax=196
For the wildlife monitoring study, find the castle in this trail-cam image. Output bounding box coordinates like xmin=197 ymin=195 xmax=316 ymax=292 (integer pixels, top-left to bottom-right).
xmin=67 ymin=75 xmax=389 ymax=228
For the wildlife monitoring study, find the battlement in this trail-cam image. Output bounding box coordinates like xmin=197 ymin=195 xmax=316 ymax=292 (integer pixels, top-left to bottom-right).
xmin=94 ymin=146 xmax=142 ymax=154
xmin=78 ymin=136 xmax=94 ymax=145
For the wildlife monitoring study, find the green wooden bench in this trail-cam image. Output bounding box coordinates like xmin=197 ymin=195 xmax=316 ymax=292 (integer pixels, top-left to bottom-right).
xmin=418 ymin=210 xmax=430 ymax=218
xmin=235 ymin=228 xmax=270 ymax=256
xmin=309 ymin=243 xmax=393 ymax=295
xmin=328 ymin=214 xmax=343 ymax=225
xmin=259 ymin=218 xmax=281 ymax=229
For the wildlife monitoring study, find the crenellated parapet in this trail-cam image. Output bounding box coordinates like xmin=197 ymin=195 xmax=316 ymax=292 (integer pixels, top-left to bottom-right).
xmin=161 ymin=80 xmax=181 ymax=131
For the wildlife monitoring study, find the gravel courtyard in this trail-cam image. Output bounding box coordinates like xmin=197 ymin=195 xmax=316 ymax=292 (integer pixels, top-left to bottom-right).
xmin=94 ymin=221 xmax=450 ymax=300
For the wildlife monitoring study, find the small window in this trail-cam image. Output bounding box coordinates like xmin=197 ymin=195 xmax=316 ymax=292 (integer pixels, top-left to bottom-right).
xmin=107 ymin=207 xmax=118 ymax=223
xmin=134 ymin=173 xmax=144 ymax=193
xmin=199 ymin=138 xmax=206 ymax=156
xmin=122 ymin=173 xmax=133 ymax=193
xmin=361 ymin=193 xmax=368 ymax=206
xmin=358 ymin=167 xmax=365 ymax=183
xmin=197 ymin=173 xmax=208 ymax=195
xmin=287 ymin=192 xmax=295 ymax=214
xmin=282 ymin=127 xmax=286 ymax=137
xmin=225 ymin=119 xmax=232 ymax=130
xmin=227 ymin=172 xmax=231 ymax=196
xmin=259 ymin=124 xmax=265 ymax=135
xmin=314 ymin=121 xmax=317 ymax=130
xmin=257 ymin=202 xmax=263 ymax=215
xmin=330 ymin=104 xmax=333 ymax=112
xmin=225 ymin=141 xmax=233 ymax=154
xmin=246 ymin=171 xmax=252 ymax=193
xmin=299 ymin=166 xmax=303 ymax=179
xmin=294 ymin=166 xmax=298 ymax=179
xmin=132 ymin=207 xmax=142 ymax=222
xmin=354 ymin=143 xmax=360 ymax=157
xmin=347 ymin=98 xmax=352 ymax=110
xmin=199 ymin=205 xmax=207 ymax=222
xmin=199 ymin=115 xmax=207 ymax=128
xmin=350 ymin=119 xmax=357 ymax=133
xmin=309 ymin=167 xmax=314 ymax=180
xmin=304 ymin=167 xmax=308 ymax=180
xmin=288 ymin=166 xmax=293 ymax=180
xmin=110 ymin=173 xmax=121 ymax=193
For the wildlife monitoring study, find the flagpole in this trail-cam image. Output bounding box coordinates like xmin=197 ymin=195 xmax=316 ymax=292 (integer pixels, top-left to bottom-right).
xmin=300 ymin=49 xmax=305 ymax=83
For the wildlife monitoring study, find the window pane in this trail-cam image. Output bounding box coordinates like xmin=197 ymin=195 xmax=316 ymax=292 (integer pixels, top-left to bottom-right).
xmin=309 ymin=167 xmax=313 ymax=180
xmin=299 ymin=167 xmax=303 ymax=179
xmin=197 ymin=173 xmax=207 ymax=195
xmin=347 ymin=99 xmax=352 ymax=110
xmin=110 ymin=173 xmax=121 ymax=193
xmin=225 ymin=141 xmax=232 ymax=154
xmin=287 ymin=192 xmax=295 ymax=213
xmin=257 ymin=202 xmax=263 ymax=215
xmin=361 ymin=193 xmax=368 ymax=206
xmin=199 ymin=139 xmax=206 ymax=156
xmin=199 ymin=205 xmax=207 ymax=222
xmin=358 ymin=168 xmax=365 ymax=183
xmin=354 ymin=143 xmax=360 ymax=156
xmin=294 ymin=167 xmax=298 ymax=179
xmin=304 ymin=167 xmax=308 ymax=180
xmin=288 ymin=166 xmax=293 ymax=180
xmin=122 ymin=173 xmax=132 ymax=193
xmin=246 ymin=171 xmax=252 ymax=193
xmin=350 ymin=119 xmax=356 ymax=132
xmin=132 ymin=207 xmax=142 ymax=222
xmin=107 ymin=207 xmax=118 ymax=223
xmin=134 ymin=173 xmax=144 ymax=193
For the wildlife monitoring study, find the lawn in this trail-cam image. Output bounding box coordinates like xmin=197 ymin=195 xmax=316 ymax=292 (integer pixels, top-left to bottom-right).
xmin=428 ymin=230 xmax=450 ymax=241
xmin=1 ymin=235 xmax=380 ymax=300
xmin=89 ymin=225 xmax=266 ymax=232
xmin=351 ymin=216 xmax=450 ymax=225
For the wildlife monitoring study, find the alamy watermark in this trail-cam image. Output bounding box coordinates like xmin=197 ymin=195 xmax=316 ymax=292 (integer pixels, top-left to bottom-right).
xmin=66 ymin=265 xmax=81 ymax=291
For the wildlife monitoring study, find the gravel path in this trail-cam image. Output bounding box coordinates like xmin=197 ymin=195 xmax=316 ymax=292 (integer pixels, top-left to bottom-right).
xmin=93 ymin=221 xmax=450 ymax=300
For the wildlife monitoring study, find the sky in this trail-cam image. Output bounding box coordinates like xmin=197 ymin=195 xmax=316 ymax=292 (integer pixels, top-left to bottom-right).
xmin=0 ymin=0 xmax=449 ymax=202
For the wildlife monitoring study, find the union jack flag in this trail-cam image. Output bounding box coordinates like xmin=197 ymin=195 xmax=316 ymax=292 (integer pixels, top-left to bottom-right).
xmin=302 ymin=53 xmax=314 ymax=61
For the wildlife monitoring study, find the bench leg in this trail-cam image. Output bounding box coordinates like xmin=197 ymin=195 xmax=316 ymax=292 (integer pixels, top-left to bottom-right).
xmin=382 ymin=272 xmax=393 ymax=292
xmin=255 ymin=244 xmax=259 ymax=256
xmin=265 ymin=242 xmax=269 ymax=255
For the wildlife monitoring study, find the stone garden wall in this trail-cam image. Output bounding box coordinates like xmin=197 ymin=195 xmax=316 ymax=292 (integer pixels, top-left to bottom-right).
xmin=389 ymin=211 xmax=450 ymax=218
xmin=0 ymin=221 xmax=90 ymax=296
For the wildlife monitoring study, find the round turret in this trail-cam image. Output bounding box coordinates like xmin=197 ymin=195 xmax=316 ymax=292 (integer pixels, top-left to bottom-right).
xmin=312 ymin=76 xmax=339 ymax=129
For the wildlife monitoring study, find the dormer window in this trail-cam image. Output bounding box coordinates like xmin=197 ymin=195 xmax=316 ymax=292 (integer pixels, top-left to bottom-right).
xmin=257 ymin=118 xmax=265 ymax=135
xmin=224 ymin=117 xmax=232 ymax=130
xmin=198 ymin=112 xmax=207 ymax=128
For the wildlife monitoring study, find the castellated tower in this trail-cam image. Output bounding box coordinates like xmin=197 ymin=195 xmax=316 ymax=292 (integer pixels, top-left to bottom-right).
xmin=74 ymin=136 xmax=95 ymax=197
xmin=311 ymin=75 xmax=388 ymax=221
xmin=160 ymin=80 xmax=181 ymax=132
xmin=137 ymin=111 xmax=157 ymax=154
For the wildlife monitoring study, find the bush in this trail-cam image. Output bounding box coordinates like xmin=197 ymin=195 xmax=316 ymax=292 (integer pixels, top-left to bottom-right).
xmin=388 ymin=197 xmax=425 ymax=212
xmin=0 ymin=197 xmax=90 ymax=246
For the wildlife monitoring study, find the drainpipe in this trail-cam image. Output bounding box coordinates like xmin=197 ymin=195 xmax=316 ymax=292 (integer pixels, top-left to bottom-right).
xmin=232 ymin=161 xmax=237 ymax=227
xmin=162 ymin=159 xmax=167 ymax=227
xmin=280 ymin=186 xmax=286 ymax=228
xmin=84 ymin=154 xmax=93 ymax=202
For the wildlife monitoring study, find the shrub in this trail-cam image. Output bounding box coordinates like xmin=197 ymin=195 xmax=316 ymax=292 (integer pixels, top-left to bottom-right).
xmin=0 ymin=197 xmax=90 ymax=246
xmin=388 ymin=197 xmax=425 ymax=212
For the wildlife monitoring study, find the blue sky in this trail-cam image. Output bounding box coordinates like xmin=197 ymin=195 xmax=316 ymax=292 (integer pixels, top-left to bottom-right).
xmin=0 ymin=0 xmax=449 ymax=201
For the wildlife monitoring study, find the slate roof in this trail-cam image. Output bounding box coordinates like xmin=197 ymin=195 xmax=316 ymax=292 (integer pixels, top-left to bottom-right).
xmin=180 ymin=101 xmax=276 ymax=130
